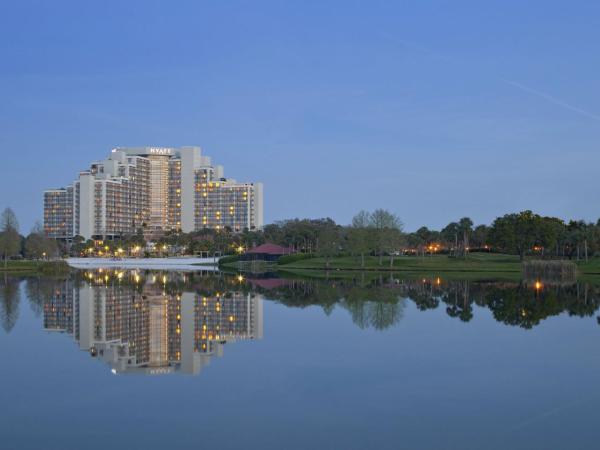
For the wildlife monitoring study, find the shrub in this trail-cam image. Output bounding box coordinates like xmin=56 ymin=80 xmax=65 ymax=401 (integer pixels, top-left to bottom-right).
xmin=278 ymin=253 xmax=314 ymax=265
xmin=37 ymin=260 xmax=71 ymax=276
xmin=218 ymin=255 xmax=240 ymax=266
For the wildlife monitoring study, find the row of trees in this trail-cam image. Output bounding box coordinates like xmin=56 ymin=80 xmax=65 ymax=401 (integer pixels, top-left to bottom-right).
xmin=69 ymin=227 xmax=266 ymax=258
xmin=0 ymin=208 xmax=59 ymax=267
xmin=4 ymin=205 xmax=600 ymax=262
xmin=405 ymin=210 xmax=600 ymax=261
xmin=266 ymin=276 xmax=600 ymax=329
xmin=266 ymin=210 xmax=600 ymax=264
xmin=261 ymin=210 xmax=405 ymax=268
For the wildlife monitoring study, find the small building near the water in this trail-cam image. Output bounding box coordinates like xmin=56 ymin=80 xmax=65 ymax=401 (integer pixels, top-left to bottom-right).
xmin=241 ymin=243 xmax=295 ymax=262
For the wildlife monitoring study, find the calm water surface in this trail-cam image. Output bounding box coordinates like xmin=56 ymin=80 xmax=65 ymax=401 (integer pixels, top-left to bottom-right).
xmin=1 ymin=270 xmax=599 ymax=450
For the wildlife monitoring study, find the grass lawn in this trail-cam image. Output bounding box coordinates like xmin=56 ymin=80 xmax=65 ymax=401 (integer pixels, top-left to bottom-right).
xmin=576 ymin=258 xmax=600 ymax=274
xmin=277 ymin=253 xmax=600 ymax=282
xmin=0 ymin=260 xmax=41 ymax=272
xmin=0 ymin=260 xmax=70 ymax=275
xmin=279 ymin=253 xmax=523 ymax=273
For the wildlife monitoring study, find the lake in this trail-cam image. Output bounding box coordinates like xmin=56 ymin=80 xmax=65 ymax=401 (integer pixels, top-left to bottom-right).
xmin=1 ymin=269 xmax=599 ymax=450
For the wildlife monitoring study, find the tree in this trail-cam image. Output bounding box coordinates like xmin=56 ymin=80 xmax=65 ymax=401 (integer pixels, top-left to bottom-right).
xmin=458 ymin=217 xmax=474 ymax=256
xmin=351 ymin=210 xmax=371 ymax=228
xmin=384 ymin=228 xmax=404 ymax=267
xmin=415 ymin=226 xmax=433 ymax=256
xmin=25 ymin=221 xmax=58 ymax=259
xmin=564 ymin=220 xmax=592 ymax=261
xmin=489 ymin=210 xmax=543 ymax=261
xmin=317 ymin=225 xmax=342 ymax=269
xmin=405 ymin=232 xmax=425 ymax=255
xmin=441 ymin=222 xmax=460 ymax=256
xmin=347 ymin=211 xmax=373 ymax=268
xmin=0 ymin=208 xmax=21 ymax=268
xmin=0 ymin=208 xmax=18 ymax=231
xmin=369 ymin=209 xmax=404 ymax=265
xmin=471 ymin=225 xmax=489 ymax=249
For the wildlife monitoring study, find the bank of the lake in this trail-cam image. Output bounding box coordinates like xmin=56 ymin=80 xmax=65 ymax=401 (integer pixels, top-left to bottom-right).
xmin=281 ymin=253 xmax=521 ymax=273
xmin=0 ymin=260 xmax=71 ymax=275
xmin=221 ymin=252 xmax=600 ymax=279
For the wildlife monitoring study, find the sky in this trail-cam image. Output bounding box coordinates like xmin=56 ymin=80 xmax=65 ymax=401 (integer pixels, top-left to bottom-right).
xmin=1 ymin=0 xmax=600 ymax=233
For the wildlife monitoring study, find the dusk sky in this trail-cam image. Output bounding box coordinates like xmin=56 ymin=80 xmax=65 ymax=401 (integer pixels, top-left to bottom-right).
xmin=2 ymin=0 xmax=600 ymax=232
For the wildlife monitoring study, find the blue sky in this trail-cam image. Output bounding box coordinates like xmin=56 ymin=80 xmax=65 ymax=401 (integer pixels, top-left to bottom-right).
xmin=1 ymin=0 xmax=600 ymax=232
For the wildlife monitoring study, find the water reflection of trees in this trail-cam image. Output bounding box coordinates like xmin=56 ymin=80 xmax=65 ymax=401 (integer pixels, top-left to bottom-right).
xmin=25 ymin=275 xmax=60 ymax=318
xmin=4 ymin=271 xmax=600 ymax=334
xmin=0 ymin=275 xmax=21 ymax=332
xmin=250 ymin=277 xmax=600 ymax=330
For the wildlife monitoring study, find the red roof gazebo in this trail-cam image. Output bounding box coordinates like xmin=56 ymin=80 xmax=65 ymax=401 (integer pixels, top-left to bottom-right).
xmin=242 ymin=243 xmax=295 ymax=261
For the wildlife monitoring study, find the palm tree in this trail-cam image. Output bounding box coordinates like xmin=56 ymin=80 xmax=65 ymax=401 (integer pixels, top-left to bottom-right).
xmin=458 ymin=217 xmax=474 ymax=257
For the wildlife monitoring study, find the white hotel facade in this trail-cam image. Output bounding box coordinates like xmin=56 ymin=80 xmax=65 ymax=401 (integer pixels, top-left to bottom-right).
xmin=44 ymin=146 xmax=263 ymax=240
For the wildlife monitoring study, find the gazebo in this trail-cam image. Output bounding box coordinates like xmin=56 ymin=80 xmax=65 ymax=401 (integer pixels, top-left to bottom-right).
xmin=241 ymin=243 xmax=295 ymax=262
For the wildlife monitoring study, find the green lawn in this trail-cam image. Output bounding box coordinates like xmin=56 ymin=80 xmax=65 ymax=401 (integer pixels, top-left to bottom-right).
xmin=576 ymin=258 xmax=600 ymax=274
xmin=0 ymin=260 xmax=70 ymax=275
xmin=277 ymin=253 xmax=600 ymax=281
xmin=280 ymin=253 xmax=523 ymax=273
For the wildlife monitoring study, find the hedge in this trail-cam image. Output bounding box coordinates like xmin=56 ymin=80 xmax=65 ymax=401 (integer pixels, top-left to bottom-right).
xmin=277 ymin=253 xmax=315 ymax=265
xmin=218 ymin=255 xmax=240 ymax=265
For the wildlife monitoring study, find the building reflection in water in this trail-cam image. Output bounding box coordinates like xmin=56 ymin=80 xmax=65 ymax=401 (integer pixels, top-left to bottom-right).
xmin=19 ymin=269 xmax=600 ymax=376
xmin=43 ymin=270 xmax=263 ymax=376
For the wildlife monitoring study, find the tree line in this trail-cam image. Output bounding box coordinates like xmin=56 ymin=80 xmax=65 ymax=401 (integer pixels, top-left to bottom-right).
xmin=2 ymin=206 xmax=600 ymax=263
xmin=0 ymin=208 xmax=59 ymax=267
xmin=263 ymin=209 xmax=600 ymax=264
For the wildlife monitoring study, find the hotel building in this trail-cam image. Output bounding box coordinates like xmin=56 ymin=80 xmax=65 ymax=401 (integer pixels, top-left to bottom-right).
xmin=44 ymin=146 xmax=264 ymax=240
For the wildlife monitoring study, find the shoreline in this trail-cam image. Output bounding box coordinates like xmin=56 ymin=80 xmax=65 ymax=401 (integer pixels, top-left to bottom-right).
xmin=66 ymin=257 xmax=220 ymax=271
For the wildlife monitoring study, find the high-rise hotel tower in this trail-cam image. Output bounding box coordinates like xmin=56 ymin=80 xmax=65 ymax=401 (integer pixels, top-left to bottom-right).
xmin=44 ymin=146 xmax=263 ymax=240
